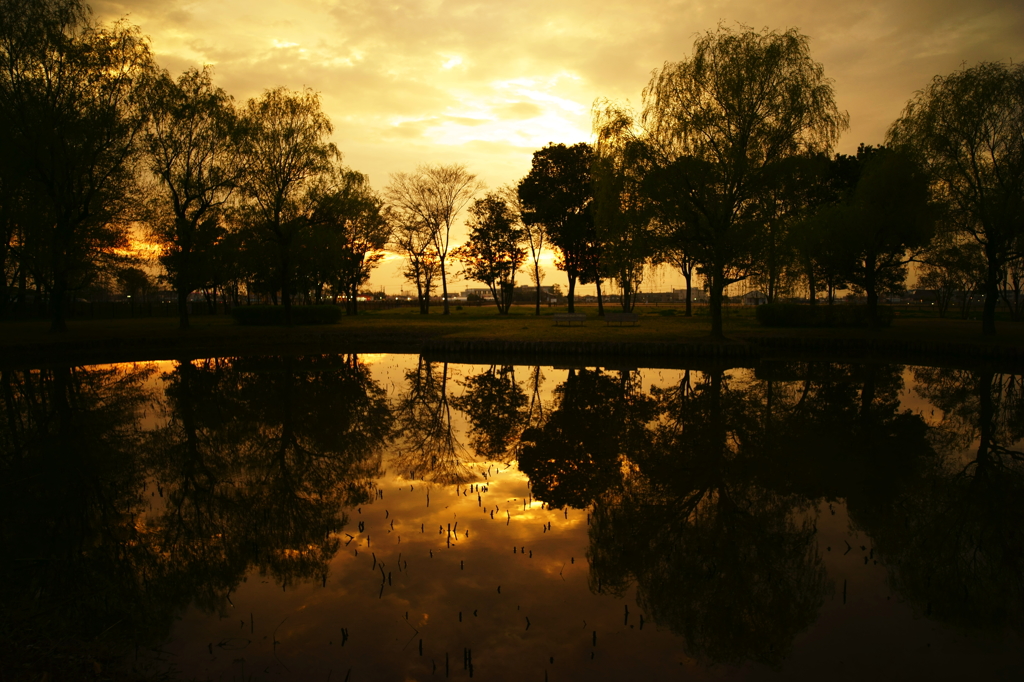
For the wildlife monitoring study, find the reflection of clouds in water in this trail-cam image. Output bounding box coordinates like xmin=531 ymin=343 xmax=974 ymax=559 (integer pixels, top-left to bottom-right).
xmin=6 ymin=356 xmax=1023 ymax=679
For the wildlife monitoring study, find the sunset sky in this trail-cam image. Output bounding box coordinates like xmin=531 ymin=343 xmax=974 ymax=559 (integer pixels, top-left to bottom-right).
xmin=95 ymin=0 xmax=1024 ymax=296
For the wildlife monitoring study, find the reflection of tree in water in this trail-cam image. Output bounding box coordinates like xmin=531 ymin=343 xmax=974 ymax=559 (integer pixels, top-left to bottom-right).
xmin=0 ymin=355 xmax=393 ymax=675
xmin=747 ymin=362 xmax=929 ymax=505
xmin=148 ymin=354 xmax=390 ymax=595
xmin=393 ymin=358 xmax=476 ymax=485
xmin=511 ymin=362 xmax=967 ymax=667
xmin=587 ymin=368 xmax=829 ymax=668
xmin=518 ymin=368 xmax=655 ymax=509
xmin=851 ymin=368 xmax=1024 ymax=633
xmin=0 ymin=364 xmax=163 ymax=670
xmin=451 ymin=364 xmax=528 ymax=461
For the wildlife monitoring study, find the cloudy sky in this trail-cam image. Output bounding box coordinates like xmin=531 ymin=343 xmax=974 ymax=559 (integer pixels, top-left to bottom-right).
xmin=95 ymin=0 xmax=1023 ymax=295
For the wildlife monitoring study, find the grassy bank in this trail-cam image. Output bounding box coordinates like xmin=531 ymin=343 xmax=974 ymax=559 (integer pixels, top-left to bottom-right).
xmin=2 ymin=303 xmax=1022 ymax=367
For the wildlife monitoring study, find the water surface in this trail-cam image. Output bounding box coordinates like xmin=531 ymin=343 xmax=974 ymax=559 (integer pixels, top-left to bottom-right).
xmin=2 ymin=355 xmax=1022 ymax=680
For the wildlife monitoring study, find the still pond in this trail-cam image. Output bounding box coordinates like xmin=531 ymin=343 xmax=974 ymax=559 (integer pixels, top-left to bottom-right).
xmin=2 ymin=355 xmax=1022 ymax=680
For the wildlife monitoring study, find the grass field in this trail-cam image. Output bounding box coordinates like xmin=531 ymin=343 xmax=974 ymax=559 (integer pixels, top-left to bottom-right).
xmin=2 ymin=303 xmax=1022 ymax=366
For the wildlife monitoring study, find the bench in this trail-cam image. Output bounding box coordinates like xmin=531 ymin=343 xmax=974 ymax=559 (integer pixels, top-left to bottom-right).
xmin=553 ymin=313 xmax=587 ymax=326
xmin=605 ymin=312 xmax=639 ymax=326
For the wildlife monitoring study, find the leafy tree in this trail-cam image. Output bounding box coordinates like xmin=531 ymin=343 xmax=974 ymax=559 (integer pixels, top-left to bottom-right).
xmin=640 ymin=25 xmax=847 ymax=338
xmin=385 ymin=164 xmax=481 ymax=315
xmin=0 ymin=0 xmax=153 ymax=331
xmin=593 ymin=101 xmax=657 ymax=312
xmin=114 ymin=266 xmax=155 ymax=302
xmin=788 ymin=153 xmax=857 ymax=305
xmin=237 ymin=87 xmax=338 ymax=324
xmin=888 ymin=61 xmax=1024 ymax=335
xmin=297 ymin=169 xmax=390 ymax=313
xmin=518 ymin=143 xmax=595 ymax=313
xmin=919 ymin=220 xmax=987 ymax=318
xmin=824 ymin=145 xmax=935 ymax=326
xmin=452 ymin=193 xmax=526 ymax=314
xmin=140 ymin=66 xmax=242 ymax=329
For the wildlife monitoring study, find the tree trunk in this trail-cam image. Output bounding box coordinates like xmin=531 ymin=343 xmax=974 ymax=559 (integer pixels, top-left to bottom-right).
xmin=567 ymin=274 xmax=577 ymax=314
xmin=177 ymin=288 xmax=190 ymax=330
xmin=709 ymin=269 xmax=725 ymax=340
xmin=534 ymin=262 xmax=542 ymax=316
xmin=683 ymin=267 xmax=692 ymax=317
xmin=280 ymin=246 xmax=292 ymax=326
xmin=440 ymin=258 xmax=450 ymax=315
xmin=596 ymin=279 xmax=604 ymax=316
xmin=49 ymin=232 xmax=69 ymax=333
xmin=982 ymin=261 xmax=999 ymax=335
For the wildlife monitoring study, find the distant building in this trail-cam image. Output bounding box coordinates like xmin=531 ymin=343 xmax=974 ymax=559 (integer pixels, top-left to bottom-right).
xmin=672 ymin=288 xmax=708 ymax=303
xmin=740 ymin=291 xmax=768 ymax=305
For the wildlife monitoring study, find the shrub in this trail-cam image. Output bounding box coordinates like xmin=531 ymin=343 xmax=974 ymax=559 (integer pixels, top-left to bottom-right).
xmin=756 ymin=303 xmax=893 ymax=328
xmin=231 ymin=305 xmax=342 ymax=326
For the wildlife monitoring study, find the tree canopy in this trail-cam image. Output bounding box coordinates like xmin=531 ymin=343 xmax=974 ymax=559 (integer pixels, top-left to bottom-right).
xmin=888 ymin=61 xmax=1024 ymax=335
xmin=641 ymin=25 xmax=848 ymax=337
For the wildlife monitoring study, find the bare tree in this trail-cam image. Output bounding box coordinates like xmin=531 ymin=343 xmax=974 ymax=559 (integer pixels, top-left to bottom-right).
xmin=501 ymin=184 xmax=546 ymax=315
xmin=390 ymin=217 xmax=438 ymax=314
xmin=385 ymin=164 xmax=482 ymax=314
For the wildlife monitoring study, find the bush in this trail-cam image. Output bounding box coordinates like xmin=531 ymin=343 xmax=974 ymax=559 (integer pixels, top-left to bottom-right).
xmin=756 ymin=303 xmax=893 ymax=328
xmin=231 ymin=305 xmax=342 ymax=326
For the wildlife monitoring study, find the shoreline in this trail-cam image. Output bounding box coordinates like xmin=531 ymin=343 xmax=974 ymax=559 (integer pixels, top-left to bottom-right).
xmin=3 ymin=315 xmax=1023 ymax=371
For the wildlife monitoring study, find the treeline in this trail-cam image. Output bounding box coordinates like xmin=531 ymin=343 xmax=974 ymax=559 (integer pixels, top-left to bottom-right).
xmin=0 ymin=0 xmax=391 ymax=331
xmin=2 ymin=3 xmax=1022 ymax=336
xmin=514 ymin=27 xmax=1023 ymax=337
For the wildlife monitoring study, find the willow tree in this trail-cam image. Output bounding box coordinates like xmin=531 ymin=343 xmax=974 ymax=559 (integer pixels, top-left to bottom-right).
xmin=141 ymin=66 xmax=242 ymax=330
xmin=888 ymin=62 xmax=1024 ymax=336
xmin=593 ymin=101 xmax=657 ymax=313
xmin=238 ymin=87 xmax=338 ymax=324
xmin=641 ymin=25 xmax=847 ymax=338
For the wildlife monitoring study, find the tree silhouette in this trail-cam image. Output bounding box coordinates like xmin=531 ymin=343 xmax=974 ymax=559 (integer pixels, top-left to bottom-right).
xmin=850 ymin=368 xmax=1024 ymax=632
xmin=586 ymin=368 xmax=829 ymax=667
xmin=237 ymin=87 xmax=339 ymax=323
xmin=641 ymin=25 xmax=847 ymax=338
xmin=451 ymin=365 xmax=528 ymax=460
xmin=452 ymin=194 xmax=527 ymax=314
xmin=385 ymin=164 xmax=482 ymax=315
xmin=393 ymin=358 xmax=476 ymax=485
xmin=140 ymin=66 xmax=242 ymax=330
xmin=0 ymin=0 xmax=153 ymax=331
xmin=518 ymin=143 xmax=596 ymax=313
xmin=888 ymin=61 xmax=1024 ymax=336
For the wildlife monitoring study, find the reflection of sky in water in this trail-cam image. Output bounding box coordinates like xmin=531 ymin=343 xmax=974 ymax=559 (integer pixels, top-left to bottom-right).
xmin=96 ymin=358 xmax=1024 ymax=678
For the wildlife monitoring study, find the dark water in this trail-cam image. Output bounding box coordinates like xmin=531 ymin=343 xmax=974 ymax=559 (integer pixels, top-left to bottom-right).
xmin=2 ymin=355 xmax=1022 ymax=681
